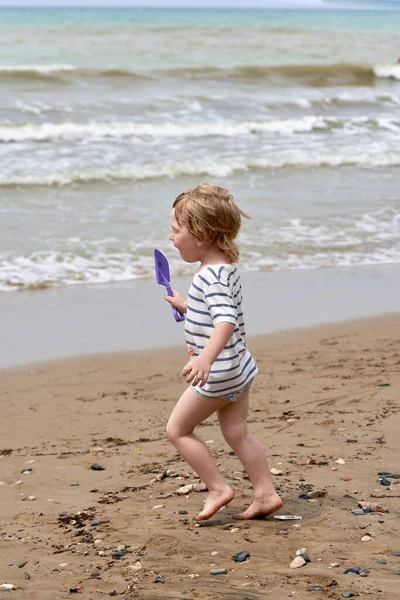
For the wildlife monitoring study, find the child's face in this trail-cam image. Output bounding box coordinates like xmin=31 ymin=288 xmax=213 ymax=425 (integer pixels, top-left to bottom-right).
xmin=170 ymin=209 xmax=202 ymax=263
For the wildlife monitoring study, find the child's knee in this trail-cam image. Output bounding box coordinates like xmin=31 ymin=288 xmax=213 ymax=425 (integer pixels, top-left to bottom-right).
xmin=222 ymin=424 xmax=248 ymax=449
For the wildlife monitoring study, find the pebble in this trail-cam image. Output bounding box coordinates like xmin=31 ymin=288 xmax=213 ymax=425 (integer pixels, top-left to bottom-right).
xmin=336 ymin=458 xmax=346 ymax=465
xmin=178 ymin=510 xmax=188 ymax=515
xmin=270 ymin=468 xmax=283 ymax=476
xmin=290 ymin=556 xmax=307 ymax=569
xmin=341 ymin=593 xmax=359 ymax=598
xmin=392 ymin=552 xmax=400 ymax=556
xmin=27 ymin=496 xmax=36 ymax=501
xmin=154 ymin=575 xmax=165 ymax=583
xmin=346 ymin=439 xmax=358 ymax=443
xmin=307 ymin=585 xmax=324 ymax=591
xmin=352 ymin=510 xmax=366 ymax=515
xmin=21 ymin=467 xmax=32 ymax=474
xmin=24 ymin=572 xmax=30 ymax=580
xmin=377 ymin=560 xmax=387 ymax=564
xmin=343 ymin=566 xmax=362 ymax=575
xmin=176 ymin=484 xmax=194 ymax=495
xmin=361 ymin=534 xmax=373 ymax=542
xmin=0 ymin=584 xmax=16 ymax=590
xmin=330 ymin=563 xmax=340 ymax=568
xmin=90 ymin=463 xmax=105 ymax=471
xmin=296 ymin=548 xmax=310 ymax=562
xmin=18 ymin=562 xmax=28 ymax=569
xmin=210 ymin=569 xmax=228 ymax=575
xmin=379 ymin=477 xmax=391 ymax=486
xmin=232 ymin=551 xmax=250 ymax=563
xmin=111 ymin=550 xmax=127 ymax=559
xmin=152 ymin=504 xmax=164 ymax=509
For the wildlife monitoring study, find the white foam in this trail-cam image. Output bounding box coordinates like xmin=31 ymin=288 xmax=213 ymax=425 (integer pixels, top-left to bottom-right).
xmin=2 ymin=114 xmax=398 ymax=143
xmin=0 ymin=64 xmax=76 ymax=74
xmin=1 ymin=207 xmax=399 ymax=292
xmin=374 ymin=64 xmax=400 ymax=81
xmin=2 ymin=146 xmax=400 ymax=188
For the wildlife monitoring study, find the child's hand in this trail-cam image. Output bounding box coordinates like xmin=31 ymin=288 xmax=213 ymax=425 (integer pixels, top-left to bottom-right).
xmin=183 ymin=355 xmax=212 ymax=387
xmin=165 ymin=290 xmax=187 ymax=314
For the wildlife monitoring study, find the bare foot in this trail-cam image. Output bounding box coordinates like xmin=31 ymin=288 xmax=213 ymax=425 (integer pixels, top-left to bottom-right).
xmin=233 ymin=493 xmax=283 ymax=520
xmin=195 ymin=486 xmax=235 ymax=521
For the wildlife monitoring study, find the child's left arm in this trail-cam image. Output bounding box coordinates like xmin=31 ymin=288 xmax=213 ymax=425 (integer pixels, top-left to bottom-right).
xmin=183 ymin=321 xmax=235 ymax=387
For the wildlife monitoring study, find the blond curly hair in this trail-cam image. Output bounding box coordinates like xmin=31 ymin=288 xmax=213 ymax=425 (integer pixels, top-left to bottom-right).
xmin=172 ymin=183 xmax=250 ymax=264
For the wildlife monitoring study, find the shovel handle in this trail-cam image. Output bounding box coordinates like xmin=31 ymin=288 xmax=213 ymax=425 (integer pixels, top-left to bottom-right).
xmin=166 ymin=284 xmax=185 ymax=322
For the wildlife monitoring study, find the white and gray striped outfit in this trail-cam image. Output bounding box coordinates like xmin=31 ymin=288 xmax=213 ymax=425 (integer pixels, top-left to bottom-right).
xmin=185 ymin=264 xmax=258 ymax=398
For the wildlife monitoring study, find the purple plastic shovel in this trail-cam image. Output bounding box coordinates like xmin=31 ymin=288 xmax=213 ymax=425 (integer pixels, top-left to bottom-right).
xmin=154 ymin=249 xmax=185 ymax=322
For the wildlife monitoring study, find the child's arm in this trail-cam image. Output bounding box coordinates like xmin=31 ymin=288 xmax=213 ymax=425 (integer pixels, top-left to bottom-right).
xmin=183 ymin=321 xmax=235 ymax=387
xmin=165 ymin=290 xmax=187 ymax=314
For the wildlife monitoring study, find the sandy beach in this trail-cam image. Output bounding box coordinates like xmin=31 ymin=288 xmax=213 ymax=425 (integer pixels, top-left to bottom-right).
xmin=1 ymin=312 xmax=399 ymax=599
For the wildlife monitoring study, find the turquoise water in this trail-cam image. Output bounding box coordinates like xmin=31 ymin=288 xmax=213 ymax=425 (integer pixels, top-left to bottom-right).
xmin=0 ymin=5 xmax=399 ymax=292
xmin=0 ymin=6 xmax=400 ymax=32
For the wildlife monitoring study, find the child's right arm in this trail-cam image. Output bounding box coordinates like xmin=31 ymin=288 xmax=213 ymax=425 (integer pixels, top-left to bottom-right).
xmin=165 ymin=290 xmax=187 ymax=314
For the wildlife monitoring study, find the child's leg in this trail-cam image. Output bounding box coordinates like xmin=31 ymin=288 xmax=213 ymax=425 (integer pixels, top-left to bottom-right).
xmin=166 ymin=387 xmax=235 ymax=520
xmin=217 ymin=386 xmax=283 ymax=519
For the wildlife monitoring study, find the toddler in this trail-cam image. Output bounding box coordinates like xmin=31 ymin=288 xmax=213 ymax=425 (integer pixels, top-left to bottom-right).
xmin=165 ymin=183 xmax=282 ymax=521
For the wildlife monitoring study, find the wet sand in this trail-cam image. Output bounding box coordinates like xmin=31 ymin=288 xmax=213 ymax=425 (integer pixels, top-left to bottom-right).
xmin=1 ymin=313 xmax=399 ymax=599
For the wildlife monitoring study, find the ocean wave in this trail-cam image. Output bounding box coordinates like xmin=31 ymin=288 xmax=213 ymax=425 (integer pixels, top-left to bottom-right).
xmin=1 ymin=115 xmax=399 ymax=143
xmin=0 ymin=64 xmax=150 ymax=82
xmin=1 ymin=149 xmax=400 ymax=187
xmin=1 ymin=208 xmax=399 ymax=292
xmin=1 ymin=62 xmax=399 ymax=85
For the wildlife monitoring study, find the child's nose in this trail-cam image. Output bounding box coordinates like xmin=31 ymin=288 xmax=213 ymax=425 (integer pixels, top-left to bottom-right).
xmin=169 ymin=232 xmax=174 ymax=241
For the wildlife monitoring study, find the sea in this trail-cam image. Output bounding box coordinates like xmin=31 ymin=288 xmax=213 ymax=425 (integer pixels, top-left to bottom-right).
xmin=1 ymin=6 xmax=400 ymax=292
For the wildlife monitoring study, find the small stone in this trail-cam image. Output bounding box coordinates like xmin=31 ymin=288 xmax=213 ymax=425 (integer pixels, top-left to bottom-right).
xmin=307 ymin=490 xmax=327 ymax=499
xmin=343 ymin=566 xmax=362 ymax=575
xmin=152 ymin=504 xmax=164 ymax=509
xmin=127 ymin=561 xmax=142 ymax=574
xmin=211 ymin=551 xmax=218 ymax=556
xmin=154 ymin=575 xmax=165 ymax=583
xmin=336 ymin=458 xmax=345 ymax=465
xmin=347 ymin=439 xmax=358 ymax=443
xmin=296 ymin=547 xmax=310 ymax=562
xmin=361 ymin=534 xmax=373 ymax=542
xmin=232 ymin=551 xmax=250 ymax=562
xmin=380 ymin=477 xmax=391 ymax=486
xmin=116 ymin=544 xmax=126 ymax=551
xmin=352 ymin=509 xmax=366 ymax=515
xmin=111 ymin=550 xmax=127 ymax=559
xmin=0 ymin=584 xmax=16 ymax=590
xmin=21 ymin=467 xmax=32 ymax=473
xmin=377 ymin=560 xmax=387 ymax=564
xmin=307 ymin=585 xmax=324 ymax=591
xmin=18 ymin=562 xmax=28 ymax=568
xmin=24 ymin=572 xmax=30 ymax=580
xmin=330 ymin=563 xmax=340 ymax=568
xmin=359 ymin=570 xmax=369 ymax=577
xmin=290 ymin=556 xmax=307 ymax=569
xmin=176 ymin=484 xmax=194 ymax=495
xmin=90 ymin=463 xmax=105 ymax=471
xmin=392 ymin=552 xmax=400 ymax=556
xmin=28 ymin=495 xmax=36 ymax=501
xmin=270 ymin=468 xmax=283 ymax=476
xmin=194 ymin=482 xmax=208 ymax=492
xmin=341 ymin=593 xmax=358 ymax=598
xmin=210 ymin=568 xmax=228 ymax=575
xmin=178 ymin=510 xmax=188 ymax=515
xmin=279 ymin=530 xmax=288 ymax=536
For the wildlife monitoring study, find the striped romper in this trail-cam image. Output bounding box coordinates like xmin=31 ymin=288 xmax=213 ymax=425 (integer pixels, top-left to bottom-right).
xmin=185 ymin=264 xmax=258 ymax=400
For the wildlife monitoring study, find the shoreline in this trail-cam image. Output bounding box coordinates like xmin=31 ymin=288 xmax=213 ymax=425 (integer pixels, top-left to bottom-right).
xmin=1 ymin=263 xmax=400 ymax=369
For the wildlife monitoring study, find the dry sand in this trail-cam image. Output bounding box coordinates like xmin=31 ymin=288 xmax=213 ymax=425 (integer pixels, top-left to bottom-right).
xmin=0 ymin=313 xmax=399 ymax=599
